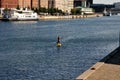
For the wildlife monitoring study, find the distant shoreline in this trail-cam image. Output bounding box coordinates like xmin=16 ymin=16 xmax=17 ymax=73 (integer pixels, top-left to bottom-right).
xmin=0 ymin=13 xmax=103 ymax=21
xmin=39 ymin=13 xmax=103 ymax=20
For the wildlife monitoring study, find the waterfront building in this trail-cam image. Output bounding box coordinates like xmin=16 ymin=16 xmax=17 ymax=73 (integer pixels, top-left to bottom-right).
xmin=18 ymin=0 xmax=31 ymax=8
xmin=40 ymin=0 xmax=48 ymax=8
xmin=74 ymin=0 xmax=82 ymax=7
xmin=48 ymin=0 xmax=55 ymax=8
xmin=74 ymin=0 xmax=93 ymax=7
xmin=0 ymin=0 xmax=18 ymax=8
xmin=18 ymin=0 xmax=39 ymax=8
xmin=0 ymin=0 xmax=93 ymax=14
xmin=18 ymin=0 xmax=48 ymax=9
xmin=54 ymin=0 xmax=74 ymax=13
xmin=0 ymin=0 xmax=18 ymax=14
xmin=114 ymin=2 xmax=120 ymax=9
xmin=67 ymin=0 xmax=74 ymax=13
xmin=39 ymin=0 xmax=74 ymax=14
xmin=87 ymin=0 xmax=93 ymax=7
xmin=32 ymin=0 xmax=39 ymax=8
xmin=48 ymin=0 xmax=92 ymax=14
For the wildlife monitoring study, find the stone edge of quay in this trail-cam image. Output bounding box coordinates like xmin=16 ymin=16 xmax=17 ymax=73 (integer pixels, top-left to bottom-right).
xmin=76 ymin=47 xmax=120 ymax=80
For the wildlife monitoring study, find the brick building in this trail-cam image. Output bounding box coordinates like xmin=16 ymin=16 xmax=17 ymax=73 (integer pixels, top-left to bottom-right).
xmin=0 ymin=0 xmax=18 ymax=8
xmin=48 ymin=0 xmax=55 ymax=8
xmin=0 ymin=0 xmax=93 ymax=14
xmin=40 ymin=0 xmax=48 ymax=8
xmin=18 ymin=0 xmax=31 ymax=8
xmin=32 ymin=0 xmax=39 ymax=8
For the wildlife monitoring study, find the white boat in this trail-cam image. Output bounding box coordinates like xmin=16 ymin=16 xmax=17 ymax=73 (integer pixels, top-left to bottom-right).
xmin=117 ymin=13 xmax=120 ymax=16
xmin=103 ymin=8 xmax=112 ymax=16
xmin=2 ymin=9 xmax=38 ymax=21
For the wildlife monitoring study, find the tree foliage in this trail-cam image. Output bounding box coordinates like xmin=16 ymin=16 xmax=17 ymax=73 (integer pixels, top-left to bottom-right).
xmin=71 ymin=8 xmax=81 ymax=15
xmin=32 ymin=7 xmax=64 ymax=15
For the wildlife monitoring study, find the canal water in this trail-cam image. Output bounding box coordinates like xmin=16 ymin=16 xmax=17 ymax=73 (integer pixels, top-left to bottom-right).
xmin=0 ymin=16 xmax=120 ymax=80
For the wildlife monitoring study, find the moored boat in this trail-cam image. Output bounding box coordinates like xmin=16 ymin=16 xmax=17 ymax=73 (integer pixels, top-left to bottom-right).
xmin=2 ymin=8 xmax=38 ymax=21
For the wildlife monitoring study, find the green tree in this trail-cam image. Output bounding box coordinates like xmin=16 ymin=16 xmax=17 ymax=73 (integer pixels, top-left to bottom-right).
xmin=33 ymin=7 xmax=64 ymax=15
xmin=71 ymin=8 xmax=81 ymax=15
xmin=76 ymin=9 xmax=81 ymax=14
xmin=71 ymin=8 xmax=76 ymax=15
xmin=40 ymin=7 xmax=47 ymax=13
xmin=33 ymin=8 xmax=39 ymax=13
xmin=48 ymin=8 xmax=55 ymax=15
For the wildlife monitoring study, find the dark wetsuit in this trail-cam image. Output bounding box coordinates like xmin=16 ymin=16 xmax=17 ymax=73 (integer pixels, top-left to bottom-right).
xmin=57 ymin=36 xmax=60 ymax=43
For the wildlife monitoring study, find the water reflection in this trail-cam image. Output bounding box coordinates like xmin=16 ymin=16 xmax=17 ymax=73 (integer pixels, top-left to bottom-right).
xmin=11 ymin=21 xmax=38 ymax=24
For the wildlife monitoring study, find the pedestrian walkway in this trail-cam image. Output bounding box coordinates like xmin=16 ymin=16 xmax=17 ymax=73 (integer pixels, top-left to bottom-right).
xmin=76 ymin=47 xmax=120 ymax=80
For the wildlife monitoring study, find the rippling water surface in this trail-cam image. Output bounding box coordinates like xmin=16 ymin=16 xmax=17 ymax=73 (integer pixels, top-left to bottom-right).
xmin=0 ymin=16 xmax=120 ymax=80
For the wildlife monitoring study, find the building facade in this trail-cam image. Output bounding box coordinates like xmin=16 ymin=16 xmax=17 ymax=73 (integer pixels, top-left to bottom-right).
xmin=114 ymin=2 xmax=120 ymax=9
xmin=74 ymin=0 xmax=82 ymax=7
xmin=18 ymin=0 xmax=47 ymax=9
xmin=48 ymin=0 xmax=55 ymax=8
xmin=0 ymin=0 xmax=18 ymax=8
xmin=18 ymin=0 xmax=31 ymax=8
xmin=18 ymin=0 xmax=38 ymax=8
xmin=0 ymin=0 xmax=93 ymax=13
xmin=40 ymin=0 xmax=48 ymax=8
xmin=54 ymin=0 xmax=74 ymax=13
xmin=32 ymin=0 xmax=39 ymax=8
xmin=74 ymin=0 xmax=93 ymax=7
xmin=0 ymin=0 xmax=47 ymax=9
